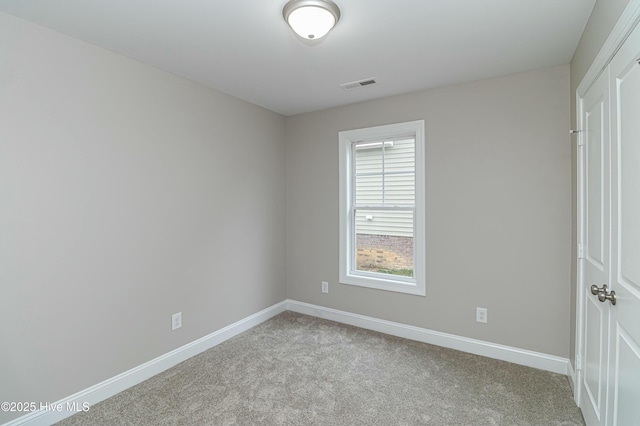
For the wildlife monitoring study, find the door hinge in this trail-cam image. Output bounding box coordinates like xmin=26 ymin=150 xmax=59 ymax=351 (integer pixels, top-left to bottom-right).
xmin=578 ymin=243 xmax=585 ymax=259
xmin=576 ymin=353 xmax=582 ymax=371
xmin=570 ymin=130 xmax=585 ymax=146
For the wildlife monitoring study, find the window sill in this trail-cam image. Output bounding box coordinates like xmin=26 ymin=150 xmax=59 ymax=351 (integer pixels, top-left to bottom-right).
xmin=340 ymin=272 xmax=425 ymax=296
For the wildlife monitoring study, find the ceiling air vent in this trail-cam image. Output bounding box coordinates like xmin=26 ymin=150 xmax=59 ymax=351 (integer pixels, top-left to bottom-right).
xmin=340 ymin=78 xmax=377 ymax=91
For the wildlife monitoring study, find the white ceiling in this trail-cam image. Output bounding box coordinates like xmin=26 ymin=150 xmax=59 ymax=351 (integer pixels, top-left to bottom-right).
xmin=0 ymin=0 xmax=596 ymax=116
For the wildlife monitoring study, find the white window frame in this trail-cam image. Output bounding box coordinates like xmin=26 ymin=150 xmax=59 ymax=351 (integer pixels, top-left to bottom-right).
xmin=339 ymin=120 xmax=426 ymax=296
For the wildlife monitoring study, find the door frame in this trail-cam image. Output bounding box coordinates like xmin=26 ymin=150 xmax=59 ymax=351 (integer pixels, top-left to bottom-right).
xmin=574 ymin=0 xmax=640 ymax=407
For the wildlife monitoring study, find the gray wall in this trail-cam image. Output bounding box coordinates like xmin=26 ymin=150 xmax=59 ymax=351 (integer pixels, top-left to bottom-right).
xmin=568 ymin=0 xmax=631 ymax=368
xmin=286 ymin=65 xmax=571 ymax=357
xmin=0 ymin=13 xmax=286 ymax=423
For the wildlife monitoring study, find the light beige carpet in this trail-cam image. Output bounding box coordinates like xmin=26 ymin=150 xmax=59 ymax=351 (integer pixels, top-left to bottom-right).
xmin=57 ymin=312 xmax=584 ymax=425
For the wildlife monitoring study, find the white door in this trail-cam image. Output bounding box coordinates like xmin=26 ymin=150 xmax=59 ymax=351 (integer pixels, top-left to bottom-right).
xmin=579 ymin=67 xmax=610 ymax=426
xmin=606 ymin=22 xmax=640 ymax=426
xmin=579 ymin=21 xmax=640 ymax=426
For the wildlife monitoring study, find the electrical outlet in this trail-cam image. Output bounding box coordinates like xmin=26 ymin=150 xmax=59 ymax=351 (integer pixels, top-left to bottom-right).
xmin=321 ymin=281 xmax=329 ymax=294
xmin=476 ymin=307 xmax=488 ymax=324
xmin=172 ymin=312 xmax=182 ymax=331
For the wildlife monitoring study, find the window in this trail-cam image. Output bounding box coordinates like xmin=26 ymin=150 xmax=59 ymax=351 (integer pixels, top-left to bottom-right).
xmin=339 ymin=120 xmax=425 ymax=296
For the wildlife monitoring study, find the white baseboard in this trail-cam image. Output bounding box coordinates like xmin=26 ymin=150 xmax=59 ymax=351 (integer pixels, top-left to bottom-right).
xmin=4 ymin=299 xmax=570 ymax=426
xmin=285 ymin=300 xmax=569 ymax=375
xmin=3 ymin=301 xmax=288 ymax=426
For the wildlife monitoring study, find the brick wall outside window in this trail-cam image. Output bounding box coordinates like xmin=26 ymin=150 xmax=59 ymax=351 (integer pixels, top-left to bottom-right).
xmin=355 ymin=234 xmax=413 ymax=271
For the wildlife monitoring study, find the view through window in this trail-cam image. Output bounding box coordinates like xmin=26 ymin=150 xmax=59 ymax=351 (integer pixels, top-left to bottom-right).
xmin=354 ymin=138 xmax=415 ymax=278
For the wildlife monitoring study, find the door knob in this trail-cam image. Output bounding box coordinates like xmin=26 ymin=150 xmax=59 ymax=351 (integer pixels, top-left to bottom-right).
xmin=591 ymin=284 xmax=617 ymax=305
xmin=597 ymin=285 xmax=617 ymax=305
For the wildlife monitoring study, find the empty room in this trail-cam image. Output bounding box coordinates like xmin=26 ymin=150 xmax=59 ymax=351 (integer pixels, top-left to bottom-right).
xmin=1 ymin=0 xmax=639 ymax=425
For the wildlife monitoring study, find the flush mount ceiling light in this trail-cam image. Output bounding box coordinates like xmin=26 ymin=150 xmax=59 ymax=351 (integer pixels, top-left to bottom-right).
xmin=283 ymin=0 xmax=341 ymax=40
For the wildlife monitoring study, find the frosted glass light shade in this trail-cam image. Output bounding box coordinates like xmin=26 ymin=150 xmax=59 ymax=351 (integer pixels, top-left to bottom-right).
xmin=283 ymin=0 xmax=340 ymax=40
